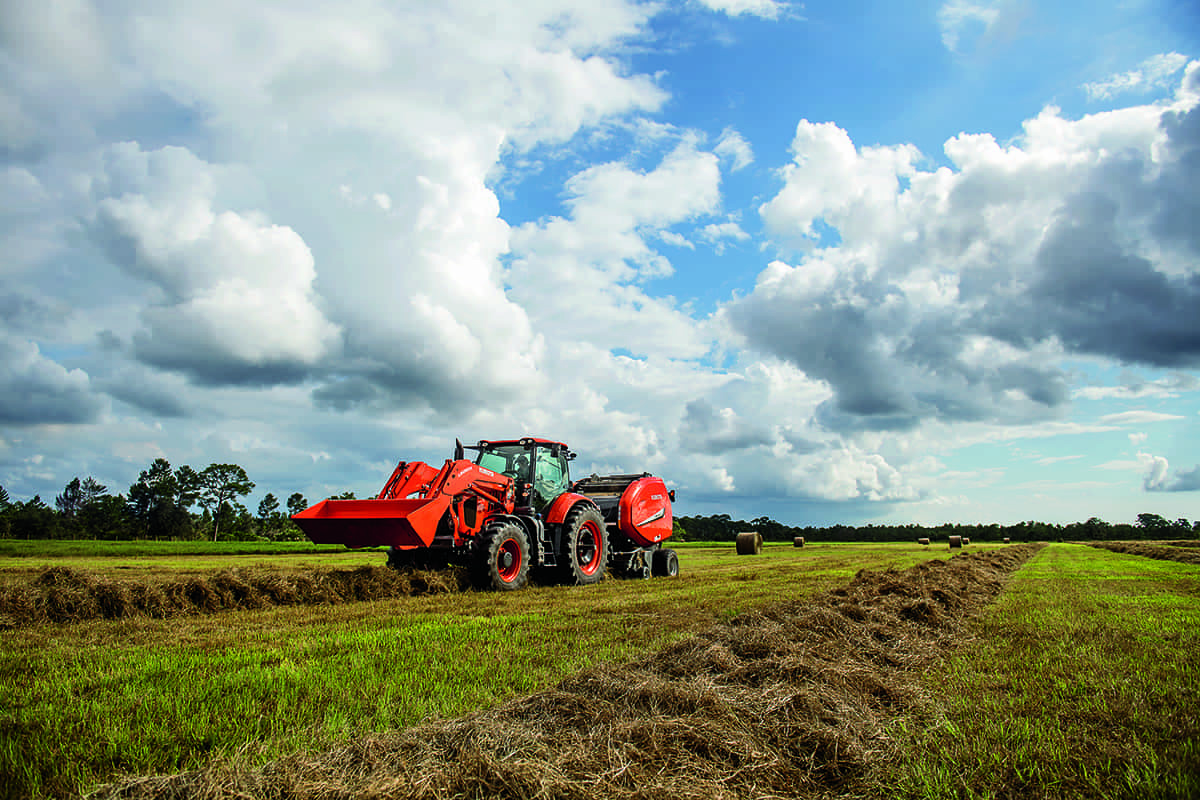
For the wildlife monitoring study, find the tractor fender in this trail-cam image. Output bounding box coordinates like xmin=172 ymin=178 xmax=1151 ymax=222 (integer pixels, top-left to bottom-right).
xmin=544 ymin=493 xmax=597 ymax=526
xmin=481 ymin=513 xmax=546 ymax=566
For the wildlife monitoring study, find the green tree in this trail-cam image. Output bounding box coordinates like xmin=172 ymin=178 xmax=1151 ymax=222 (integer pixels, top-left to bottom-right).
xmin=197 ymin=464 xmax=255 ymax=541
xmin=10 ymin=496 xmax=57 ymax=539
xmin=56 ymin=478 xmax=84 ymax=518
xmin=129 ymin=459 xmax=192 ymax=540
xmin=286 ymin=492 xmax=308 ymax=517
xmin=79 ymin=494 xmax=132 ymax=540
xmin=257 ymin=493 xmax=281 ymax=539
xmin=175 ymin=465 xmax=201 ymax=510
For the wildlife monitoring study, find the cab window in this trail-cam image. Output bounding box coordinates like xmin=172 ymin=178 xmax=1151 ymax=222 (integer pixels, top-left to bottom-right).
xmin=532 ymin=449 xmax=568 ymax=510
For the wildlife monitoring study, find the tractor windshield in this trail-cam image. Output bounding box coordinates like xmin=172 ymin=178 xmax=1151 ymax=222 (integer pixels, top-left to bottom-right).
xmin=476 ymin=445 xmax=530 ymax=481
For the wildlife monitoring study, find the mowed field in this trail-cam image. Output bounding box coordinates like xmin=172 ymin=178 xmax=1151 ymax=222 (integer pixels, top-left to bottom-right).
xmin=1 ymin=540 xmax=1197 ymax=799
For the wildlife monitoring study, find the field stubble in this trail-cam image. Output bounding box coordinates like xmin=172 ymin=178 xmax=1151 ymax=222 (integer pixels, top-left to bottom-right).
xmin=1 ymin=541 xmax=972 ymax=799
xmin=76 ymin=543 xmax=1035 ymax=800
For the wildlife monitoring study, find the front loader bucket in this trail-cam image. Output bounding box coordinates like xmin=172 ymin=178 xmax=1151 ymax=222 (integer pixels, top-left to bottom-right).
xmin=292 ymin=496 xmax=451 ymax=549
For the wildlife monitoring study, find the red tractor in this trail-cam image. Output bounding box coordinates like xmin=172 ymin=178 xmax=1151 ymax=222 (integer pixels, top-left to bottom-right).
xmin=292 ymin=437 xmax=679 ymax=591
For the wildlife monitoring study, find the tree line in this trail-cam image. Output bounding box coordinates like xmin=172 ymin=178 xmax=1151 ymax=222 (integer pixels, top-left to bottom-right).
xmin=0 ymin=459 xmax=335 ymax=542
xmin=2 ymin=464 xmax=1195 ymax=543
xmin=674 ymin=513 xmax=1200 ymax=543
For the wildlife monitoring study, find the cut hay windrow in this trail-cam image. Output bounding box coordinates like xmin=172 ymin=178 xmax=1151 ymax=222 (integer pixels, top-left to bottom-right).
xmin=0 ymin=565 xmax=468 ymax=628
xmin=92 ymin=545 xmax=1042 ymax=800
xmin=1086 ymin=541 xmax=1200 ymax=566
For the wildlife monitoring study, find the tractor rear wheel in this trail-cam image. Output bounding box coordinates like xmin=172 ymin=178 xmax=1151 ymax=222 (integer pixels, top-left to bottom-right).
xmin=559 ymin=505 xmax=608 ymax=585
xmin=472 ymin=521 xmax=530 ymax=591
xmin=651 ymin=548 xmax=679 ymax=577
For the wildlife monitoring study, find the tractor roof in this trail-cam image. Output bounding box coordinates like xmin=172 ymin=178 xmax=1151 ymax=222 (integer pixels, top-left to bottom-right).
xmin=479 ymin=437 xmax=567 ymax=449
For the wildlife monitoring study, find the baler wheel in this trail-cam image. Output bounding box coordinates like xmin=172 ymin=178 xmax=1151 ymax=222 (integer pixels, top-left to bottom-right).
xmin=651 ymin=548 xmax=679 ymax=578
xmin=472 ymin=521 xmax=530 ymax=591
xmin=559 ymin=505 xmax=608 ymax=585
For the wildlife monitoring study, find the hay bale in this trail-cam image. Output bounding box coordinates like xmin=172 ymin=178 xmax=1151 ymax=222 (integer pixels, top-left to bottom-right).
xmin=735 ymin=531 xmax=763 ymax=555
xmin=918 ymin=537 xmax=930 ymax=546
xmin=962 ymin=537 xmax=970 ymax=545
xmin=948 ymin=535 xmax=962 ymax=549
xmin=1003 ymin=537 xmax=1010 ymax=544
xmin=793 ymin=537 xmax=805 ymax=548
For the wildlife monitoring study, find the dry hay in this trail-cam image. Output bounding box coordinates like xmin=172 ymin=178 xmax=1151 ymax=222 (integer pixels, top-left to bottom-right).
xmin=0 ymin=565 xmax=468 ymax=628
xmin=735 ymin=531 xmax=763 ymax=555
xmin=1003 ymin=537 xmax=1010 ymax=544
xmin=917 ymin=538 xmax=930 ymax=546
xmin=1087 ymin=541 xmax=1200 ymax=566
xmin=92 ymin=545 xmax=1042 ymax=800
xmin=962 ymin=537 xmax=970 ymax=545
xmin=948 ymin=535 xmax=962 ymax=549
xmin=794 ymin=537 xmax=806 ymax=548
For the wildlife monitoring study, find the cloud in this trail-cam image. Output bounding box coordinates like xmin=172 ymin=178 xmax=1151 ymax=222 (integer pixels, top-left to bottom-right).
xmin=1074 ymin=371 xmax=1199 ymax=399
xmin=679 ymin=399 xmax=773 ymax=454
xmin=1141 ymin=453 xmax=1200 ymax=492
xmin=90 ymin=143 xmax=342 ymax=386
xmin=1083 ymin=52 xmax=1190 ymax=101
xmin=694 ymin=0 xmax=789 ymax=19
xmin=731 ymin=71 xmax=1200 ymax=433
xmin=937 ymin=0 xmax=1000 ymax=53
xmin=714 ymin=127 xmax=754 ymax=171
xmin=507 ymin=138 xmax=723 ymax=360
xmin=1100 ymin=411 xmax=1185 ymax=425
xmin=0 ymin=335 xmax=105 ymax=425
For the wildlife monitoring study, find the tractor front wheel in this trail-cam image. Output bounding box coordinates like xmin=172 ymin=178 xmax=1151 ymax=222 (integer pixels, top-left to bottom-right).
xmin=472 ymin=521 xmax=530 ymax=591
xmin=559 ymin=505 xmax=608 ymax=586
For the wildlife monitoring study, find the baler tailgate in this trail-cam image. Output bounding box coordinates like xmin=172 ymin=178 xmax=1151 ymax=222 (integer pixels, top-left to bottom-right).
xmin=292 ymin=497 xmax=449 ymax=549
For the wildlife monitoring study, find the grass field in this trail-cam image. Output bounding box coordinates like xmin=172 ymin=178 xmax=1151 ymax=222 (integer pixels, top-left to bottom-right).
xmin=0 ymin=541 xmax=369 ymax=585
xmin=3 ymin=540 xmax=1195 ymax=800
xmin=0 ymin=540 xmax=968 ymax=799
xmin=886 ymin=543 xmax=1200 ymax=799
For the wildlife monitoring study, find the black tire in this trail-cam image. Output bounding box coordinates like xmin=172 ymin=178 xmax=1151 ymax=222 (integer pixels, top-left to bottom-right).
xmin=559 ymin=504 xmax=608 ymax=585
xmin=651 ymin=548 xmax=679 ymax=577
xmin=472 ymin=520 xmax=530 ymax=591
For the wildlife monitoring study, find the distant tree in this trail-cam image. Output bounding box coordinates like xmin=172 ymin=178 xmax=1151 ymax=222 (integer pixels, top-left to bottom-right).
xmin=258 ymin=493 xmax=280 ymax=520
xmin=79 ymin=494 xmax=132 ymax=540
xmin=333 ymin=491 xmax=357 ymax=500
xmin=286 ymin=493 xmax=308 ymax=517
xmin=56 ymin=478 xmax=85 ymax=518
xmin=197 ymin=464 xmax=255 ymax=541
xmin=1136 ymin=513 xmax=1170 ymax=537
xmin=10 ymin=496 xmax=57 ymax=539
xmin=0 ymin=485 xmax=9 ymax=509
xmin=128 ymin=459 xmax=192 ymax=540
xmin=175 ymin=465 xmax=201 ymax=510
xmin=257 ymin=493 xmax=281 ymax=539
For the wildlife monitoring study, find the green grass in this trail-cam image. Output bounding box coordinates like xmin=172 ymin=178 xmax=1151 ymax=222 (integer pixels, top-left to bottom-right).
xmin=0 ymin=540 xmax=386 ymax=585
xmin=0 ymin=541 xmax=963 ymax=799
xmin=887 ymin=543 xmax=1200 ymax=800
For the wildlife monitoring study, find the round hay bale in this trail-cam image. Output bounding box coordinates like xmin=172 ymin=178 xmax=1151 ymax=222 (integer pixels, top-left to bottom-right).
xmin=918 ymin=537 xmax=930 ymax=546
xmin=793 ymin=537 xmax=805 ymax=548
xmin=948 ymin=535 xmax=962 ymax=549
xmin=735 ymin=531 xmax=763 ymax=555
xmin=1003 ymin=537 xmax=1011 ymax=544
xmin=963 ymin=537 xmax=970 ymax=545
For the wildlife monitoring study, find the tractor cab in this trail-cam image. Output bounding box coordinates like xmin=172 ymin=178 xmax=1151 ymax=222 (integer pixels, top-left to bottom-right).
xmin=467 ymin=437 xmax=573 ymax=512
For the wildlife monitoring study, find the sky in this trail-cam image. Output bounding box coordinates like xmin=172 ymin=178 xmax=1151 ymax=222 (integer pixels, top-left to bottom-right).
xmin=2 ymin=0 xmax=1199 ymax=529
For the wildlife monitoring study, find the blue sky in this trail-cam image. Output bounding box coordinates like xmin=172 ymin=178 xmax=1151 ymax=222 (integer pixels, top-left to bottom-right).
xmin=1 ymin=0 xmax=1198 ymax=529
